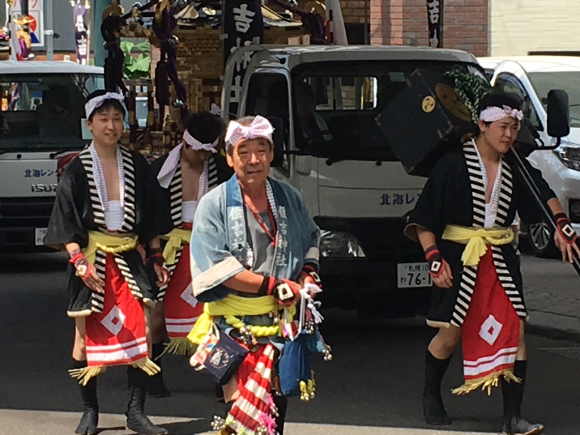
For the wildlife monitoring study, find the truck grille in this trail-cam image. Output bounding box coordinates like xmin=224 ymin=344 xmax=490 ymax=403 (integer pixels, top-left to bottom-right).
xmin=0 ymin=197 xmax=55 ymax=227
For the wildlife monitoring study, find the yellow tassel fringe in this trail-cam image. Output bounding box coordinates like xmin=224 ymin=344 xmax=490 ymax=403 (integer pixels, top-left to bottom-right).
xmin=69 ymin=366 xmax=108 ymax=386
xmin=452 ymin=369 xmax=521 ymax=396
xmin=163 ymin=337 xmax=197 ymax=357
xmin=132 ymin=357 xmax=161 ymax=376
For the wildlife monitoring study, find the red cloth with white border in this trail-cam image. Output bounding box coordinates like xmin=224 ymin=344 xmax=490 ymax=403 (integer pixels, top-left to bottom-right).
xmin=226 ymin=344 xmax=277 ymax=435
xmin=164 ymin=244 xmax=203 ymax=339
xmin=460 ymin=249 xmax=520 ymax=389
xmin=85 ymin=253 xmax=149 ymax=367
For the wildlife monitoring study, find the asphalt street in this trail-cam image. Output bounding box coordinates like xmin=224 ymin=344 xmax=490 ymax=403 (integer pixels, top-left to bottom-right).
xmin=1 ymin=251 xmax=580 ymax=435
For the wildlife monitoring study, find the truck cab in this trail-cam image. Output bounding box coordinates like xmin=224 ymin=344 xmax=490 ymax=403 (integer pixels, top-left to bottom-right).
xmin=0 ymin=61 xmax=103 ymax=251
xmin=223 ymin=45 xmax=483 ymax=317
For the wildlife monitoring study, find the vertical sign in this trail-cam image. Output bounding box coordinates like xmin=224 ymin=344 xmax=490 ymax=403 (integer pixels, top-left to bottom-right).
xmin=223 ymin=0 xmax=264 ymax=117
xmin=427 ymin=0 xmax=443 ymax=48
xmin=9 ymin=0 xmax=44 ymax=46
xmin=73 ymin=3 xmax=89 ymax=65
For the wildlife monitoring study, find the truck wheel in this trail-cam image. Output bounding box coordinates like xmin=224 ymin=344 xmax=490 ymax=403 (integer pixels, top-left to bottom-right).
xmin=528 ymin=220 xmax=559 ymax=258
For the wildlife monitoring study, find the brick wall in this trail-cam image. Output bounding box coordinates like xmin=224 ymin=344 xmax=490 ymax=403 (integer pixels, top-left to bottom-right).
xmin=370 ymin=0 xmax=489 ymax=57
xmin=339 ymin=0 xmax=370 ymax=24
xmin=490 ymin=0 xmax=580 ymax=56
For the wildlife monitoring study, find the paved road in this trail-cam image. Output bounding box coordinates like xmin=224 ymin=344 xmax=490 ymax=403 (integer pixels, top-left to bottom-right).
xmin=1 ymin=252 xmax=580 ymax=435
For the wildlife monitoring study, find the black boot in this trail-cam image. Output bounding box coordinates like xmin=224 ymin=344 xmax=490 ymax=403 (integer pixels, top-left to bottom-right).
xmin=423 ymin=350 xmax=452 ymax=426
xmin=501 ymin=360 xmax=544 ymax=435
xmin=126 ymin=366 xmax=168 ymax=435
xmin=148 ymin=343 xmax=171 ymax=398
xmin=73 ymin=360 xmax=99 ymax=435
xmin=273 ymin=394 xmax=288 ymax=435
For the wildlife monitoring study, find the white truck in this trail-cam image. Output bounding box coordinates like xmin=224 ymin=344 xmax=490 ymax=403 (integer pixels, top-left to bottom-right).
xmin=0 ymin=61 xmax=103 ymax=251
xmin=223 ymin=45 xmax=485 ymax=317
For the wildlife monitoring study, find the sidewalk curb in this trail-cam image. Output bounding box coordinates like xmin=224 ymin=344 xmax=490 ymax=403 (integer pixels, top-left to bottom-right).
xmin=527 ymin=310 xmax=580 ymax=343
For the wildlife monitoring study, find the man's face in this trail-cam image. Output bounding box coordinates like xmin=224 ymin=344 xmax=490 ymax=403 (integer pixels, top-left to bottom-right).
xmin=479 ymin=116 xmax=519 ymax=154
xmin=182 ymin=145 xmax=212 ymax=164
xmin=86 ymin=107 xmax=124 ymax=147
xmin=226 ymin=137 xmax=273 ymax=186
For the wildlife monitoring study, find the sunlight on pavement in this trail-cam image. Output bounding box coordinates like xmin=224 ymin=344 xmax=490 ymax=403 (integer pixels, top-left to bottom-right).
xmin=0 ymin=409 xmax=498 ymax=435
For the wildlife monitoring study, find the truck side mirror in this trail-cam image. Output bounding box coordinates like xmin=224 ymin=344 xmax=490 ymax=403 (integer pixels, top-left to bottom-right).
xmin=267 ymin=116 xmax=285 ymax=168
xmin=547 ymin=89 xmax=570 ymax=140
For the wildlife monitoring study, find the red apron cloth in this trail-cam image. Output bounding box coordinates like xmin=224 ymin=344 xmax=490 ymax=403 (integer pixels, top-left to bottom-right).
xmin=164 ymin=244 xmax=203 ymax=339
xmin=226 ymin=344 xmax=278 ymax=435
xmin=454 ymin=249 xmax=521 ymax=395
xmin=85 ymin=253 xmax=149 ymax=367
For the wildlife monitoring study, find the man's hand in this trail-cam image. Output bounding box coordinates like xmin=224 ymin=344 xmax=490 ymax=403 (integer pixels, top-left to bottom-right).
xmin=274 ymin=279 xmax=302 ymax=307
xmin=153 ymin=262 xmax=170 ymax=287
xmin=554 ymin=213 xmax=580 ymax=263
xmin=69 ymin=249 xmax=105 ymax=293
xmin=425 ymin=246 xmax=453 ymax=289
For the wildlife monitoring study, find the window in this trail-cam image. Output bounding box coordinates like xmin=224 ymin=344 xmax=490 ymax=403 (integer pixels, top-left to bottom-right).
xmin=0 ymin=73 xmax=103 ymax=151
xmin=244 ymin=73 xmax=290 ymax=172
xmin=495 ymin=74 xmax=543 ymax=131
xmin=291 ymin=60 xmax=483 ymax=162
xmin=307 ymin=76 xmax=378 ymax=111
xmin=527 ymin=71 xmax=580 ymax=128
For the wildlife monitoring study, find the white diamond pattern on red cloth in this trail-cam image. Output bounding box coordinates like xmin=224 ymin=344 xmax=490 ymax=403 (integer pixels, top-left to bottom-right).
xmin=180 ymin=283 xmax=198 ymax=309
xmin=101 ymin=305 xmax=126 ymax=336
xmin=479 ymin=314 xmax=503 ymax=345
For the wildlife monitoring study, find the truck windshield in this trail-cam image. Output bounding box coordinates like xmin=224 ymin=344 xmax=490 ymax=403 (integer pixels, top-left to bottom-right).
xmin=0 ymin=73 xmax=103 ymax=151
xmin=528 ymin=71 xmax=580 ymax=127
xmin=293 ymin=61 xmax=484 ymax=161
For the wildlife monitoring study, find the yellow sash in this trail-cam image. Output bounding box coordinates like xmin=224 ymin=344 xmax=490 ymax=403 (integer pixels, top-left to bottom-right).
xmin=187 ymin=294 xmax=277 ymax=345
xmin=161 ymin=228 xmax=192 ymax=265
xmin=442 ymin=225 xmax=514 ymax=267
xmin=83 ymin=230 xmax=138 ymax=265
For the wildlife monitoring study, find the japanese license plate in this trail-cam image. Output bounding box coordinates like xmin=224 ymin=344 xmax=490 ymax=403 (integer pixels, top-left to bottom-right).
xmin=397 ymin=262 xmax=432 ymax=288
xmin=35 ymin=228 xmax=47 ymax=246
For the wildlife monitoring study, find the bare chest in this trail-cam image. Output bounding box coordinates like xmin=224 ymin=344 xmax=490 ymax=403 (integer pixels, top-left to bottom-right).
xmin=181 ymin=163 xmax=203 ymax=201
xmin=101 ymin=159 xmax=120 ymax=201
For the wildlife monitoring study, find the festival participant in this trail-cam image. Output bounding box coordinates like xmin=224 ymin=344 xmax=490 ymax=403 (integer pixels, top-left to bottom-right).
xmin=147 ymin=110 xmax=230 ymax=396
xmin=405 ymin=90 xmax=580 ymax=435
xmin=45 ymin=90 xmax=173 ymax=435
xmin=188 ymin=115 xmax=321 ymax=435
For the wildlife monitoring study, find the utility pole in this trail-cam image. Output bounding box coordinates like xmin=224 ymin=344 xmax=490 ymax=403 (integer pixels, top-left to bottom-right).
xmin=21 ymin=0 xmax=29 ymax=34
xmin=45 ymin=0 xmax=54 ymax=60
xmin=92 ymin=0 xmax=111 ymax=66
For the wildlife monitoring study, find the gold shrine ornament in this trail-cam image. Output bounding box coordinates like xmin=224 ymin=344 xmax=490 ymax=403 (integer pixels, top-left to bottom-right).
xmin=422 ymin=96 xmax=436 ymax=113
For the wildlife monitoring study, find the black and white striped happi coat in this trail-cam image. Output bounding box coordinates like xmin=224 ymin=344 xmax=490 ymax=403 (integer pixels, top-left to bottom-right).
xmin=154 ymin=156 xmax=221 ymax=301
xmin=44 ymin=145 xmax=173 ymax=317
xmin=407 ymin=141 xmax=556 ymax=327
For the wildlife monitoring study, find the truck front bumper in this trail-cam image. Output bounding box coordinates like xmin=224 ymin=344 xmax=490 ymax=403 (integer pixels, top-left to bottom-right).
xmin=319 ymin=257 xmax=431 ymax=318
xmin=0 ymin=227 xmax=50 ymax=252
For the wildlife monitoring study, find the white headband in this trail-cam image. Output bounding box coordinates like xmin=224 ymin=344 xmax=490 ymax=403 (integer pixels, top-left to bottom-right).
xmin=85 ymin=92 xmax=125 ymax=119
xmin=480 ymin=105 xmax=524 ymax=123
xmin=225 ymin=115 xmax=273 ymax=150
xmin=183 ymin=130 xmax=219 ymax=153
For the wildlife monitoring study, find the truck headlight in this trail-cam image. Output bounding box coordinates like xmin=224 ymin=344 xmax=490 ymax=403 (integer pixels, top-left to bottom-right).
xmin=554 ymin=146 xmax=580 ymax=171
xmin=320 ymin=230 xmax=366 ymax=258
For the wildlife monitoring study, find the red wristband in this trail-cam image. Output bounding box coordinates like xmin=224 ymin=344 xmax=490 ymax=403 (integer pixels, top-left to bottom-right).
xmin=425 ymin=246 xmax=445 ymax=278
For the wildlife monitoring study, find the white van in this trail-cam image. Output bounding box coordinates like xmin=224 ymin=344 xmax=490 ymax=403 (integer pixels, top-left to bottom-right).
xmin=479 ymin=56 xmax=580 ymax=257
xmin=0 ymin=61 xmax=103 ymax=251
xmin=224 ymin=45 xmax=485 ymax=316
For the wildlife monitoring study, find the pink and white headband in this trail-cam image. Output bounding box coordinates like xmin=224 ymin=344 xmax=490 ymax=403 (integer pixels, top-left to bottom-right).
xmin=183 ymin=130 xmax=218 ymax=153
xmin=480 ymin=105 xmax=524 ymax=123
xmin=225 ymin=115 xmax=273 ymax=150
xmin=85 ymin=92 xmax=125 ymax=119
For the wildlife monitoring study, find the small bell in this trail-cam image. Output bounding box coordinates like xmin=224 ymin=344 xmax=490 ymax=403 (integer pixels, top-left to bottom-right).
xmin=211 ymin=416 xmax=226 ymax=431
xmin=169 ymin=35 xmax=179 ymax=46
xmin=172 ymin=98 xmax=184 ymax=108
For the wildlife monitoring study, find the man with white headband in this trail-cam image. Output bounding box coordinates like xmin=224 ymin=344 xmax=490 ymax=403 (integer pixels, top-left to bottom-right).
xmin=146 ymin=110 xmax=230 ymax=396
xmin=405 ymin=90 xmax=579 ymax=434
xmin=45 ymin=90 xmax=173 ymax=435
xmin=187 ymin=115 xmax=322 ymax=435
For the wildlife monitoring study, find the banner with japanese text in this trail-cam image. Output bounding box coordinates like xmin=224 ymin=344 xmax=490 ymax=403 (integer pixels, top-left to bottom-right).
xmin=427 ymin=0 xmax=443 ymax=48
xmin=223 ymin=0 xmax=264 ymax=117
xmin=72 ymin=3 xmax=89 ymax=65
